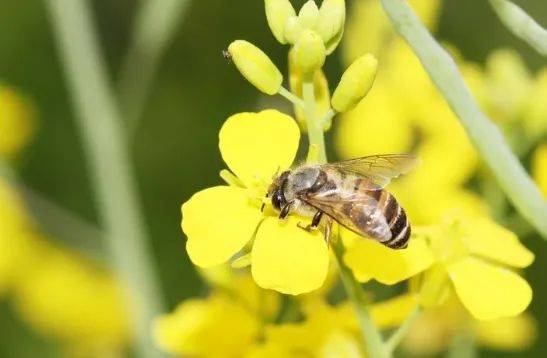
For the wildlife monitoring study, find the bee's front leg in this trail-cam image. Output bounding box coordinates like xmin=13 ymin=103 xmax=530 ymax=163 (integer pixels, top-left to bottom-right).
xmin=278 ymin=201 xmax=294 ymax=220
xmin=297 ymin=211 xmax=323 ymax=232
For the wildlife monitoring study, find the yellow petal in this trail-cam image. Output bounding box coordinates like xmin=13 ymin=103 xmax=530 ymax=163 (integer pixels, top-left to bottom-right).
xmin=474 ymin=313 xmax=537 ymax=351
xmin=344 ymin=233 xmax=434 ymax=285
xmin=448 ymin=257 xmax=532 ymax=320
xmin=371 ymin=293 xmax=419 ymax=329
xmin=182 ymin=186 xmax=262 ymax=267
xmin=251 ymin=217 xmax=329 ymax=295
xmin=532 ymin=143 xmax=547 ymax=197
xmin=219 ymin=110 xmax=300 ymax=188
xmin=153 ymin=295 xmax=259 ymax=357
xmin=460 ymin=218 xmax=534 ymax=268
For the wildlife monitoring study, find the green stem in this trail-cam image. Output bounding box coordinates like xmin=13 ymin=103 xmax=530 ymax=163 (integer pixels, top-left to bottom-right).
xmin=302 ymin=79 xmax=386 ymax=357
xmin=332 ymin=240 xmax=388 ymax=358
xmin=302 ymin=81 xmax=327 ymax=164
xmin=278 ymin=87 xmax=306 ymax=109
xmin=447 ymin=330 xmax=478 ymax=358
xmin=385 ymin=307 xmax=420 ymax=354
xmin=488 ymin=0 xmax=547 ymax=56
xmin=118 ymin=0 xmax=192 ymax=134
xmin=45 ymin=1 xmax=165 ymax=356
xmin=381 ymin=0 xmax=547 ymax=239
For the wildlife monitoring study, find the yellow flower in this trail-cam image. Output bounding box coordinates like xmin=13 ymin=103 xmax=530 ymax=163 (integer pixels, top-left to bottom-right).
xmin=0 ymin=85 xmax=35 ymax=159
xmin=0 ymin=178 xmax=35 ymax=294
xmin=182 ymin=110 xmax=329 ymax=295
xmin=344 ymin=215 xmax=534 ymax=320
xmin=342 ymin=0 xmax=441 ymax=63
xmin=401 ymin=295 xmax=536 ymax=355
xmin=260 ymin=298 xmax=363 ymax=356
xmin=154 ymin=294 xmax=260 ymax=357
xmin=154 ymin=272 xmax=278 ymax=357
xmin=532 ymin=143 xmax=547 ymax=197
xmin=12 ymin=239 xmax=129 ymax=352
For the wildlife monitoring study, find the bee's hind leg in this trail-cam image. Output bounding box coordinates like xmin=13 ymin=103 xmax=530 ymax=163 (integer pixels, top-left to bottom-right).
xmin=297 ymin=211 xmax=323 ymax=232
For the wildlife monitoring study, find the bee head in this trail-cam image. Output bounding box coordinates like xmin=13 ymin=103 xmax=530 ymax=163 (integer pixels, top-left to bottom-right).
xmin=267 ymin=170 xmax=290 ymax=211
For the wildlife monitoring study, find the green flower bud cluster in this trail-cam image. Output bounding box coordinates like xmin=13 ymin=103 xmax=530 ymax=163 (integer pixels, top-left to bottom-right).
xmin=266 ymin=0 xmax=345 ymax=75
xmin=226 ymin=0 xmax=378 ymax=119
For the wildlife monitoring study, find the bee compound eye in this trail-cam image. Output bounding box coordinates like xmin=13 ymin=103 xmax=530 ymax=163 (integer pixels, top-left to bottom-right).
xmin=272 ymin=190 xmax=285 ymax=210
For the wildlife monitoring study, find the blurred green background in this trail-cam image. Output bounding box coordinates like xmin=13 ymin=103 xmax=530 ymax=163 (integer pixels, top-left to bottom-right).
xmin=0 ymin=0 xmax=545 ymax=356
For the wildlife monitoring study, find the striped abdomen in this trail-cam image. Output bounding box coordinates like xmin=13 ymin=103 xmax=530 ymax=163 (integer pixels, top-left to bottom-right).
xmin=359 ymin=189 xmax=410 ymax=249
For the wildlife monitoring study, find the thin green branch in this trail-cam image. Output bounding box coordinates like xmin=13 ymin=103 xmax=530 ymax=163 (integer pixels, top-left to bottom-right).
xmin=303 ymin=81 xmax=327 ymax=164
xmin=380 ymin=0 xmax=547 ymax=239
xmin=118 ymin=0 xmax=192 ymax=133
xmin=45 ymin=0 xmax=165 ymax=356
xmin=332 ymin=240 xmax=388 ymax=358
xmin=385 ymin=307 xmax=420 ymax=354
xmin=489 ymin=0 xmax=547 ymax=56
xmin=278 ymin=86 xmax=306 ymax=109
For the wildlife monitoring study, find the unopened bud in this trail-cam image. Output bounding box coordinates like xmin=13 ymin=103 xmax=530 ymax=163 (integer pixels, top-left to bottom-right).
xmin=284 ymin=16 xmax=304 ymax=45
xmin=228 ymin=40 xmax=283 ymax=95
xmin=293 ymin=30 xmax=326 ymax=77
xmin=264 ymin=0 xmax=296 ymax=44
xmin=332 ymin=53 xmax=378 ymax=112
xmin=316 ymin=0 xmax=345 ymax=54
xmin=298 ymin=0 xmax=319 ymax=29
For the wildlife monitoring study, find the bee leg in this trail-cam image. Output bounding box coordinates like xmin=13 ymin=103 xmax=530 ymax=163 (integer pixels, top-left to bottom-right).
xmin=324 ymin=216 xmax=333 ymax=247
xmin=297 ymin=211 xmax=323 ymax=232
xmin=278 ymin=201 xmax=293 ymax=220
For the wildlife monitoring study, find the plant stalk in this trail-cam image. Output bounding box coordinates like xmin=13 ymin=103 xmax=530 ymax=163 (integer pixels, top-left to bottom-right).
xmin=45 ymin=0 xmax=165 ymax=356
xmin=488 ymin=0 xmax=547 ymax=56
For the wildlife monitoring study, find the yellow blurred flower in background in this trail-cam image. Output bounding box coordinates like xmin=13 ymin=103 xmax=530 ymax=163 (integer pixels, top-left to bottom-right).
xmin=0 ymin=85 xmax=35 ymax=159
xmin=11 ymin=239 xmax=130 ymax=355
xmin=182 ymin=110 xmax=330 ymax=295
xmin=532 ymin=143 xmax=547 ymax=197
xmin=0 ymin=179 xmax=35 ymax=294
xmin=401 ymin=295 xmax=537 ymax=355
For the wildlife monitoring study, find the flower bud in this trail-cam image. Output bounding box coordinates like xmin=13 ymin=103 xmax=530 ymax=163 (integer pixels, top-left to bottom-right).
xmin=332 ymin=53 xmax=378 ymax=112
xmin=264 ymin=0 xmax=296 ymax=44
xmin=284 ymin=16 xmax=304 ymax=45
xmin=228 ymin=40 xmax=283 ymax=95
xmin=316 ymin=0 xmax=345 ymax=54
xmin=298 ymin=0 xmax=319 ymax=29
xmin=293 ymin=30 xmax=326 ymax=77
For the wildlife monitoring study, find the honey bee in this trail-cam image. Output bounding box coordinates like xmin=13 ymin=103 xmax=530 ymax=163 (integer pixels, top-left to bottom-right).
xmin=266 ymin=154 xmax=418 ymax=249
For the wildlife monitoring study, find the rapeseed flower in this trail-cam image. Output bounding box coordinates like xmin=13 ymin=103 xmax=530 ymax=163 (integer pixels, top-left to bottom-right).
xmin=401 ymin=296 xmax=536 ymax=355
xmin=532 ymin=143 xmax=547 ymax=197
xmin=182 ymin=110 xmax=330 ymax=295
xmin=12 ymin=238 xmax=130 ymax=354
xmin=0 ymin=84 xmax=35 ymax=159
xmin=0 ymin=178 xmax=35 ymax=294
xmin=345 ymin=216 xmax=534 ymax=320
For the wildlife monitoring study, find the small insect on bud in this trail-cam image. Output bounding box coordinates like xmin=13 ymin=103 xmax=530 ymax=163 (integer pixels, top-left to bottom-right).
xmin=298 ymin=0 xmax=320 ymax=29
xmin=293 ymin=30 xmax=326 ymax=77
xmin=264 ymin=0 xmax=296 ymax=44
xmin=316 ymin=0 xmax=345 ymax=54
xmin=332 ymin=53 xmax=378 ymax=112
xmin=227 ymin=40 xmax=283 ymax=95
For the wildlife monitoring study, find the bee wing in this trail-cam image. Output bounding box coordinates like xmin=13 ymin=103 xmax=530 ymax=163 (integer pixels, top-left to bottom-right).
xmin=323 ymin=154 xmax=419 ymax=188
xmin=300 ymin=189 xmax=392 ymax=243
